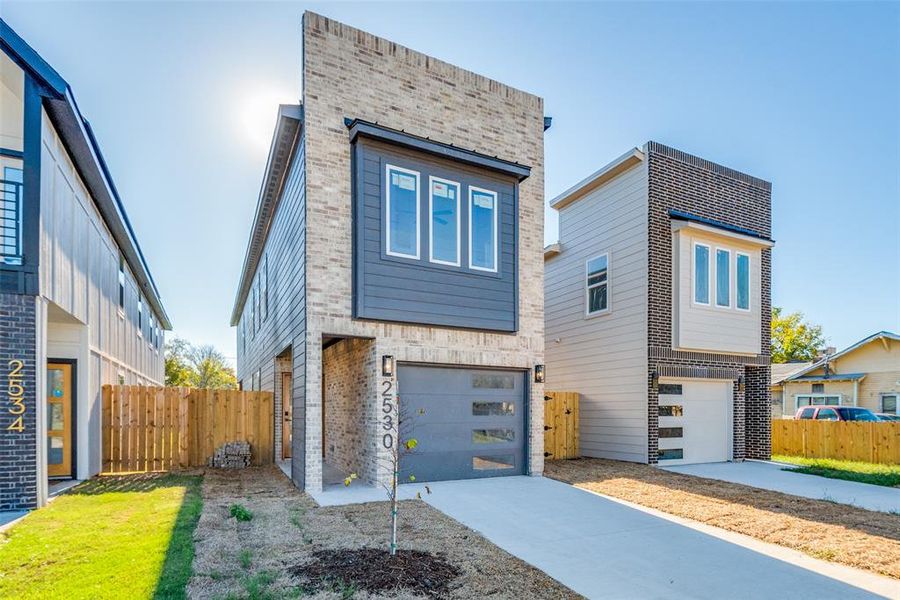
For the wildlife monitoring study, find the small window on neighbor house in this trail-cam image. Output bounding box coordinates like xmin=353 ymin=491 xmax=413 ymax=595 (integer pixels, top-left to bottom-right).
xmin=796 ymin=395 xmax=840 ymax=408
xmin=256 ymin=369 xmax=262 ymax=391
xmin=812 ymin=383 xmax=825 ymax=394
xmin=429 ymin=176 xmax=460 ymax=266
xmin=736 ymin=253 xmax=750 ymax=310
xmin=586 ymin=254 xmax=609 ymax=315
xmin=137 ymin=296 xmax=143 ymax=335
xmin=469 ymin=187 xmax=498 ymax=272
xmin=386 ymin=165 xmax=420 ymax=259
xmin=880 ymin=394 xmax=898 ymax=414
xmin=118 ymin=255 xmax=126 ymax=309
xmin=694 ymin=243 xmax=710 ymax=304
xmin=715 ymin=249 xmax=731 ymax=307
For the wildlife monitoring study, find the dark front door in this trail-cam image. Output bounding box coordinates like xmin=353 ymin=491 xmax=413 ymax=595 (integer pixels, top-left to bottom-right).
xmin=398 ymin=365 xmax=526 ymax=482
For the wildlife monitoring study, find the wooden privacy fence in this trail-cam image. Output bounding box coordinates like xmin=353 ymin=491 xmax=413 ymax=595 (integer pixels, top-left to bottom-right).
xmin=544 ymin=391 xmax=580 ymax=460
xmin=102 ymin=385 xmax=274 ymax=474
xmin=772 ymin=420 xmax=900 ymax=465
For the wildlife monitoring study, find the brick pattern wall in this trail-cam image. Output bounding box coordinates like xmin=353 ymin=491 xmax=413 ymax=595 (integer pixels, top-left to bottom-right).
xmin=646 ymin=142 xmax=772 ymax=463
xmin=300 ymin=12 xmax=545 ymax=491
xmin=0 ymin=293 xmax=37 ymax=510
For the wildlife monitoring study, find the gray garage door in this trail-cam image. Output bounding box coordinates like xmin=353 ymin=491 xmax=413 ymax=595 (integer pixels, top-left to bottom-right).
xmin=398 ymin=365 xmax=526 ymax=482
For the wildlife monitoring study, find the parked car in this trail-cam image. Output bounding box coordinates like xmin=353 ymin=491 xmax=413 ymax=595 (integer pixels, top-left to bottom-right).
xmin=794 ymin=406 xmax=880 ymax=421
xmin=876 ymin=413 xmax=900 ymax=422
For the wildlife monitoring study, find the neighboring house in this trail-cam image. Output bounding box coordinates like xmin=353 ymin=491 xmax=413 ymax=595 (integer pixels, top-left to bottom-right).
xmin=544 ymin=143 xmax=772 ymax=466
xmin=0 ymin=21 xmax=171 ymax=511
xmin=770 ymin=362 xmax=812 ymax=418
xmin=231 ymin=13 xmax=546 ymax=493
xmin=779 ymin=331 xmax=900 ymax=417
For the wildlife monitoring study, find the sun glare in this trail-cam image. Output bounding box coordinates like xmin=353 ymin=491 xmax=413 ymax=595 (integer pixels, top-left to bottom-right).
xmin=237 ymin=87 xmax=297 ymax=151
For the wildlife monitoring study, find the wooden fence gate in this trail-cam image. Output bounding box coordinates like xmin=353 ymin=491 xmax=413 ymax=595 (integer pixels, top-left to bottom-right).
xmin=102 ymin=385 xmax=274 ymax=473
xmin=772 ymin=420 xmax=900 ymax=465
xmin=544 ymin=391 xmax=579 ymax=460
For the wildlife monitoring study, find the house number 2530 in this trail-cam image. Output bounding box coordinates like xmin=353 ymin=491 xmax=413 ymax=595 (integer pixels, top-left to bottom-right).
xmin=381 ymin=380 xmax=395 ymax=450
xmin=7 ymin=359 xmax=26 ymax=432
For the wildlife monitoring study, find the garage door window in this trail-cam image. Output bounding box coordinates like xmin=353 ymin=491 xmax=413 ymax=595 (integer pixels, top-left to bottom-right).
xmin=473 ymin=374 xmax=515 ymax=389
xmin=473 ymin=429 xmax=515 ymax=444
xmin=659 ymin=405 xmax=684 ymax=417
xmin=473 ymin=456 xmax=515 ymax=470
xmin=658 ymin=449 xmax=684 ymax=460
xmin=659 ymin=427 xmax=683 ymax=438
xmin=659 ymin=384 xmax=683 ymax=395
xmin=472 ymin=402 xmax=515 ymax=416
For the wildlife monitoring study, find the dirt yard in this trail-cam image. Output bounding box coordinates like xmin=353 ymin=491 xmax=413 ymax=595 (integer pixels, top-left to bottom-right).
xmin=187 ymin=466 xmax=579 ymax=599
xmin=545 ymin=458 xmax=900 ymax=580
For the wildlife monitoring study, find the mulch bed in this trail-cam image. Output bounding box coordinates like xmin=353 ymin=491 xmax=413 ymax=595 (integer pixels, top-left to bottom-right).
xmin=290 ymin=548 xmax=461 ymax=597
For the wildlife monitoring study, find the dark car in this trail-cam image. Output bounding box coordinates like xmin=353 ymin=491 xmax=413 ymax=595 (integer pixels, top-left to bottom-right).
xmin=876 ymin=413 xmax=900 ymax=422
xmin=794 ymin=406 xmax=880 ymax=421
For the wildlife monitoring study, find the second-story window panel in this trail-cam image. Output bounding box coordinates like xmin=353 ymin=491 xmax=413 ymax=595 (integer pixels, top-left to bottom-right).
xmin=1 ymin=166 xmax=23 ymax=266
xmin=585 ymin=253 xmax=609 ymax=315
xmin=693 ymin=243 xmax=710 ymax=305
xmin=736 ymin=253 xmax=750 ymax=310
xmin=385 ymin=165 xmax=420 ymax=259
xmin=715 ymin=249 xmax=731 ymax=307
xmin=429 ymin=176 xmax=460 ymax=266
xmin=118 ymin=255 xmax=126 ymax=310
xmin=469 ymin=187 xmax=498 ymax=272
xmin=137 ymin=296 xmax=143 ymax=335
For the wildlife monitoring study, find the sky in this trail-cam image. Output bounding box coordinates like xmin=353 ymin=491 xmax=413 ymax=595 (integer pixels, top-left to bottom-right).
xmin=4 ymin=1 xmax=899 ymax=360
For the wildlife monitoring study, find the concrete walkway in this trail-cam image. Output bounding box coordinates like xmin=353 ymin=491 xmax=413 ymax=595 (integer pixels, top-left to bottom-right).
xmin=662 ymin=461 xmax=900 ymax=513
xmin=418 ymin=476 xmax=896 ymax=599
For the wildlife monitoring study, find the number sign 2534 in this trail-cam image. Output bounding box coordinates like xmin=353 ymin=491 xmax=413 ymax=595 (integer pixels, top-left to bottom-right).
xmin=7 ymin=359 xmax=26 ymax=432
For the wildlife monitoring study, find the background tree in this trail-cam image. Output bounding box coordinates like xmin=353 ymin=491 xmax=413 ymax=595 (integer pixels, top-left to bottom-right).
xmin=771 ymin=306 xmax=826 ymax=363
xmin=165 ymin=338 xmax=238 ymax=389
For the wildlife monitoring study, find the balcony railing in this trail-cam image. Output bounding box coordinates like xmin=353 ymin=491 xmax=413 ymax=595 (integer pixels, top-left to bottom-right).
xmin=1 ymin=179 xmax=23 ymax=266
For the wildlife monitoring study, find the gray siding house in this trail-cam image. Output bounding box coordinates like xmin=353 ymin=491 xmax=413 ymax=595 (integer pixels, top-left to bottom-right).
xmin=0 ymin=20 xmax=170 ymax=511
xmin=545 ymin=143 xmax=772 ymax=465
xmin=231 ymin=13 xmax=546 ymax=493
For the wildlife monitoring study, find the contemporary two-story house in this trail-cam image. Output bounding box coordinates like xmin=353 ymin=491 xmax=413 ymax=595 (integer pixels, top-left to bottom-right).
xmin=0 ymin=21 xmax=170 ymax=510
xmin=232 ymin=13 xmax=546 ymax=493
xmin=545 ymin=143 xmax=772 ymax=465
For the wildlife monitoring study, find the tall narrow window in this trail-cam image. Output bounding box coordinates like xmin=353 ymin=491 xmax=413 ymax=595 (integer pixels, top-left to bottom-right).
xmin=736 ymin=253 xmax=750 ymax=310
xmin=118 ymin=255 xmax=126 ymax=309
xmin=716 ymin=249 xmax=731 ymax=307
xmin=137 ymin=296 xmax=143 ymax=335
xmin=262 ymin=254 xmax=269 ymax=319
xmin=585 ymin=254 xmax=609 ymax=315
xmin=694 ymin=243 xmax=710 ymax=304
xmin=1 ymin=166 xmax=23 ymax=265
xmin=469 ymin=187 xmax=497 ymax=272
xmin=385 ymin=165 xmax=420 ymax=259
xmin=429 ymin=176 xmax=460 ymax=266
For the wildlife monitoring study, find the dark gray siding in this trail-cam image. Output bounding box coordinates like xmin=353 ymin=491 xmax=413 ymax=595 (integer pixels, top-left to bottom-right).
xmin=236 ymin=134 xmax=307 ymax=487
xmin=353 ymin=138 xmax=518 ymax=332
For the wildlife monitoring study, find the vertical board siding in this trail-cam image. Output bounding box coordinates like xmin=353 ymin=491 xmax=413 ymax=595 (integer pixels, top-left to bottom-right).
xmin=101 ymin=386 xmax=274 ymax=472
xmin=772 ymin=420 xmax=900 ymax=465
xmin=544 ymin=391 xmax=580 ymax=460
xmin=544 ymin=161 xmax=649 ymax=462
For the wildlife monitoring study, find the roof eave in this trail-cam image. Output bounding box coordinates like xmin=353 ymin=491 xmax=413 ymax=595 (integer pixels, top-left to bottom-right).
xmin=549 ymin=147 xmax=644 ymax=210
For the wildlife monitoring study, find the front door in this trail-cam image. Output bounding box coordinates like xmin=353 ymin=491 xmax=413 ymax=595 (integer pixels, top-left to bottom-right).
xmin=282 ymin=372 xmax=292 ymax=459
xmin=47 ymin=362 xmax=74 ymax=478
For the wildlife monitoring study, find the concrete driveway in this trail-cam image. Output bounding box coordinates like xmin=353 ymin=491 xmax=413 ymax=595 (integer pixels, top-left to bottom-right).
xmin=420 ymin=476 xmax=894 ymax=599
xmin=662 ymin=460 xmax=900 ymax=513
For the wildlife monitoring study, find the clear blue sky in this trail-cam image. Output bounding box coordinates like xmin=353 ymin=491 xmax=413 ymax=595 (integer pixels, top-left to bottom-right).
xmin=5 ymin=1 xmax=899 ymax=360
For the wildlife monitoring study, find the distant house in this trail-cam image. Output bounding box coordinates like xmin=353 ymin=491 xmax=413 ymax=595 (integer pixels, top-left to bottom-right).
xmin=770 ymin=362 xmax=812 ymax=418
xmin=778 ymin=332 xmax=900 ymax=418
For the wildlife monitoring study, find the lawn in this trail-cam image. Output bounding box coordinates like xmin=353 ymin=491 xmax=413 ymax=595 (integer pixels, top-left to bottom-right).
xmin=772 ymin=455 xmax=900 ymax=488
xmin=0 ymin=473 xmax=203 ymax=600
xmin=545 ymin=458 xmax=900 ymax=580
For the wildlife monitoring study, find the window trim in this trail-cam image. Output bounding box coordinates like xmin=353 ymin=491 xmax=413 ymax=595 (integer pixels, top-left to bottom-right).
xmin=468 ymin=185 xmax=499 ymax=273
xmin=385 ymin=163 xmax=421 ymax=260
xmin=427 ymin=175 xmax=461 ymax=267
xmin=735 ymin=251 xmax=751 ymax=311
xmin=692 ymin=242 xmax=711 ymax=306
xmin=880 ymin=393 xmax=899 ymax=414
xmin=795 ymin=394 xmax=842 ymax=411
xmin=137 ymin=296 xmax=144 ymax=338
xmin=714 ymin=247 xmax=732 ymax=309
xmin=584 ymin=252 xmax=610 ymax=317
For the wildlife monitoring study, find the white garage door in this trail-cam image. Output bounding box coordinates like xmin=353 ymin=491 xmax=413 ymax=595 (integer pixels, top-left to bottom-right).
xmin=657 ymin=380 xmax=731 ymax=465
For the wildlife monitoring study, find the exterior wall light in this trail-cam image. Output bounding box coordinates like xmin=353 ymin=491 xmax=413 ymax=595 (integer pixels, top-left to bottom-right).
xmin=534 ymin=364 xmax=545 ymax=384
xmin=382 ymin=355 xmax=395 ymax=378
xmin=651 ymin=370 xmax=659 ymax=391
xmin=738 ymin=375 xmax=746 ymax=392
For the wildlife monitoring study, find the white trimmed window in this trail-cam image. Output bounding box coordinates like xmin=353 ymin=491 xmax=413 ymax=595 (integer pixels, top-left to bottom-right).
xmin=386 ymin=165 xmax=420 ymax=259
xmin=736 ymin=252 xmax=750 ymax=310
xmin=715 ymin=248 xmax=731 ymax=307
xmin=137 ymin=296 xmax=144 ymax=336
xmin=585 ymin=253 xmax=609 ymax=315
xmin=796 ymin=394 xmax=841 ymax=409
xmin=693 ymin=243 xmax=710 ymax=304
xmin=469 ymin=186 xmax=498 ymax=272
xmin=881 ymin=394 xmax=898 ymax=414
xmin=428 ymin=176 xmax=460 ymax=266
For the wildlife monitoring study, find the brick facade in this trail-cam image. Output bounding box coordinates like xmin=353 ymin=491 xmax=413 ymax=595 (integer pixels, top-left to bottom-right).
xmin=646 ymin=142 xmax=772 ymax=463
xmin=300 ymin=12 xmax=545 ymax=491
xmin=0 ymin=293 xmax=37 ymax=510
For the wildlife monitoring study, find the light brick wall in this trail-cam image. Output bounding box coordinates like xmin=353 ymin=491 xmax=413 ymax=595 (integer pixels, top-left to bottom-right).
xmin=301 ymin=12 xmax=545 ymax=491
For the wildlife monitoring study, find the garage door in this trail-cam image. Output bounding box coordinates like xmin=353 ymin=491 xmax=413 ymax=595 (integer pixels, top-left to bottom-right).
xmin=397 ymin=365 xmax=526 ymax=482
xmin=657 ymin=380 xmax=731 ymax=465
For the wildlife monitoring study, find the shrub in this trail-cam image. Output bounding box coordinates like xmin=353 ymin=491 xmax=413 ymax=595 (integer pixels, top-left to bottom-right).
xmin=230 ymin=504 xmax=253 ymax=522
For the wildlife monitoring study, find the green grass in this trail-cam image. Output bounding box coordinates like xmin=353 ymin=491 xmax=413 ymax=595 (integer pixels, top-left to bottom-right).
xmin=0 ymin=473 xmax=203 ymax=600
xmin=773 ymin=454 xmax=900 ymax=488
